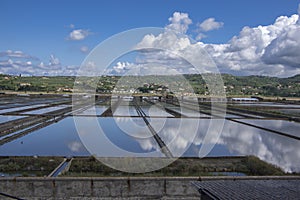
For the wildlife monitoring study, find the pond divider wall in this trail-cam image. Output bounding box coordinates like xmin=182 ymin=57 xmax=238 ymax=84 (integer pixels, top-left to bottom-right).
xmin=0 ymin=177 xmax=200 ymax=199
xmin=48 ymin=158 xmax=73 ymax=177
xmin=1 ymin=176 xmax=299 ymax=199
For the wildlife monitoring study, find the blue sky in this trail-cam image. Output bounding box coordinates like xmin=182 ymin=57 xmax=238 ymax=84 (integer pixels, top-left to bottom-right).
xmin=0 ymin=0 xmax=300 ymax=76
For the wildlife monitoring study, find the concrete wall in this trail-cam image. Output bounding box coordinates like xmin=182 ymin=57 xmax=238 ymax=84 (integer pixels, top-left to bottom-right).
xmin=0 ymin=177 xmax=200 ymax=199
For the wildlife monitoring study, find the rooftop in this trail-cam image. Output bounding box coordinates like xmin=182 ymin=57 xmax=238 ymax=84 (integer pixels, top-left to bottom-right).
xmin=193 ymin=177 xmax=300 ymax=200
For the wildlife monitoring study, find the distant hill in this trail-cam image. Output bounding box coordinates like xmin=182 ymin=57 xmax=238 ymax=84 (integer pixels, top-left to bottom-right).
xmin=184 ymin=73 xmax=300 ymax=97
xmin=0 ymin=73 xmax=299 ymax=97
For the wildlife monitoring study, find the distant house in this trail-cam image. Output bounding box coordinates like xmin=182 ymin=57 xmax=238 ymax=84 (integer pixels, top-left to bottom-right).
xmin=57 ymin=88 xmax=73 ymax=92
xmin=63 ymin=88 xmax=73 ymax=92
xmin=20 ymin=83 xmax=31 ymax=86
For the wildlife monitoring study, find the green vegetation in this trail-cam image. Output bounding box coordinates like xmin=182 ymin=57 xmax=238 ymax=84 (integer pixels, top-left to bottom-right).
xmin=0 ymin=156 xmax=289 ymax=177
xmin=235 ymin=156 xmax=285 ymax=176
xmin=64 ymin=156 xmax=286 ymax=177
xmin=0 ymin=74 xmax=74 ymax=93
xmin=220 ymin=74 xmax=300 ymax=97
xmin=0 ymin=156 xmax=64 ymax=176
xmin=0 ymin=73 xmax=300 ymax=97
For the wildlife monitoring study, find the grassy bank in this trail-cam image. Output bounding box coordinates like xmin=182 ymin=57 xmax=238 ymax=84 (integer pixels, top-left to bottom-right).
xmin=0 ymin=156 xmax=291 ymax=177
xmin=0 ymin=156 xmax=64 ymax=177
xmin=63 ymin=156 xmax=285 ymax=177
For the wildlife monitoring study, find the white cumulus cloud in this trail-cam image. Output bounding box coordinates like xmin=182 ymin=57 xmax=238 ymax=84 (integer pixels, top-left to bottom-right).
xmin=198 ymin=17 xmax=224 ymax=32
xmin=68 ymin=29 xmax=91 ymax=40
xmin=204 ymin=11 xmax=300 ymax=77
xmin=135 ymin=6 xmax=300 ymax=77
xmin=261 ymin=17 xmax=300 ymax=68
xmin=166 ymin=12 xmax=192 ymax=34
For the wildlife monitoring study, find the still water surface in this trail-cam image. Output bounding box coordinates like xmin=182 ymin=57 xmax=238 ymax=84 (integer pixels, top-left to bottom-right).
xmin=0 ymin=103 xmax=300 ymax=172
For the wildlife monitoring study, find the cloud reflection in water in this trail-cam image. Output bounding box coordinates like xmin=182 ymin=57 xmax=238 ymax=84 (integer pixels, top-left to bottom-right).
xmin=134 ymin=118 xmax=300 ymax=172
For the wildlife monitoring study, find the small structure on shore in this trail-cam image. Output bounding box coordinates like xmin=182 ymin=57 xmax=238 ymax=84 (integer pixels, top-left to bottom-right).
xmin=231 ymin=97 xmax=259 ymax=102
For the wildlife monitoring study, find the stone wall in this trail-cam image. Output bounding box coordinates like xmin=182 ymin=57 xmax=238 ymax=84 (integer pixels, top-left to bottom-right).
xmin=0 ymin=177 xmax=200 ymax=199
